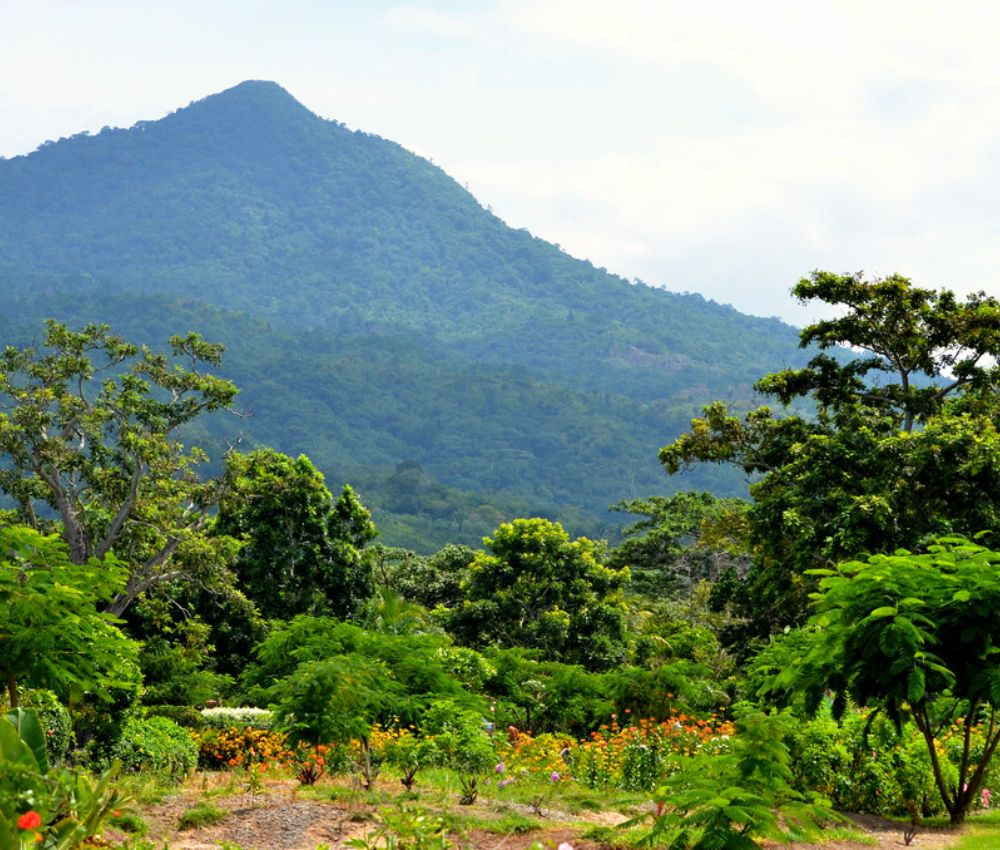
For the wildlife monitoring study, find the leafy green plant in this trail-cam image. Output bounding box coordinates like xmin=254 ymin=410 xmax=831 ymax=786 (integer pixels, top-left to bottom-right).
xmin=769 ymin=538 xmax=1000 ymax=824
xmin=0 ymin=710 xmax=128 ymax=850
xmin=638 ymin=707 xmax=836 ymax=849
xmin=423 ymin=701 xmax=495 ymax=805
xmin=18 ymin=690 xmax=72 ymax=766
xmin=177 ymin=801 xmax=228 ymax=830
xmin=382 ymin=731 xmax=441 ymax=790
xmin=111 ymin=716 xmax=198 ymax=780
xmin=347 ymin=806 xmax=457 ymax=850
xmin=0 ymin=525 xmax=140 ymax=708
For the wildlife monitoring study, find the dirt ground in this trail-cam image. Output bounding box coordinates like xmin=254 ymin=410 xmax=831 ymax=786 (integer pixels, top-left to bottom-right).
xmin=131 ymin=774 xmax=963 ymax=850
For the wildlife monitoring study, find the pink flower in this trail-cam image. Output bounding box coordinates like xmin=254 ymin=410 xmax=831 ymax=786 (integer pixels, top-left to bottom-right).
xmin=982 ymin=788 xmax=992 ymax=809
xmin=495 ymin=762 xmax=505 ymax=774
xmin=558 ymin=844 xmax=574 ymax=850
xmin=550 ymin=771 xmax=561 ymax=782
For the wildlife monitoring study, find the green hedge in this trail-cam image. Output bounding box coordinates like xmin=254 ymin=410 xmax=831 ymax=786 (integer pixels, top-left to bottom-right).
xmin=111 ymin=716 xmax=198 ymax=780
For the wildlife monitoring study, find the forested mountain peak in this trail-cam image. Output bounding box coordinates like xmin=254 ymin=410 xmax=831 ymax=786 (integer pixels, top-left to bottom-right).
xmin=0 ymin=81 xmax=809 ymax=548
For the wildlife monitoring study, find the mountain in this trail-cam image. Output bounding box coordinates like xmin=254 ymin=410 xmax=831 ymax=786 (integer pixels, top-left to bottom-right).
xmin=0 ymin=80 xmax=805 ymax=549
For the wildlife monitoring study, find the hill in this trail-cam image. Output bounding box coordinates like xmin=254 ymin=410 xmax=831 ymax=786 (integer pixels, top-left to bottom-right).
xmin=0 ymin=81 xmax=805 ymax=549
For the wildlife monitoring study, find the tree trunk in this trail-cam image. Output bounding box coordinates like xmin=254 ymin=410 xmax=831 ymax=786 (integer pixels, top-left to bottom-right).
xmin=6 ymin=672 xmax=16 ymax=709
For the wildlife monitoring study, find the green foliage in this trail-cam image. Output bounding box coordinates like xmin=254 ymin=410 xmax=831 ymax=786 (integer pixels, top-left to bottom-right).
xmin=787 ymin=708 xmax=950 ymax=818
xmin=0 ymin=320 xmax=239 ymax=616
xmin=217 ymin=449 xmax=376 ymax=619
xmin=661 ymin=273 xmax=1000 ymax=640
xmin=0 ymin=525 xmax=140 ymax=707
xmin=245 ymin=617 xmax=481 ymax=745
xmin=640 ymin=707 xmax=836 ymax=849
xmin=610 ymin=492 xmax=750 ymax=597
xmin=0 ymin=710 xmax=128 ymax=850
xmin=110 ymin=716 xmax=198 ymax=780
xmin=381 ymin=731 xmax=442 ymax=790
xmin=177 ymin=801 xmax=228 ymax=830
xmin=347 ymin=806 xmax=458 ymax=850
xmin=767 ymin=537 xmax=1000 ymax=823
xmin=125 ymin=589 xmax=233 ymax=707
xmin=422 ymin=700 xmax=496 ymax=804
xmin=374 ymin=543 xmax=473 ymax=609
xmin=19 ymin=690 xmax=72 ymax=766
xmin=450 ymin=518 xmax=630 ymax=671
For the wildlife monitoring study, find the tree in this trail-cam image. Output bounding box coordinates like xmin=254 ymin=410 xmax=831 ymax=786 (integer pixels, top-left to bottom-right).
xmin=448 ymin=518 xmax=630 ymax=670
xmin=610 ymin=491 xmax=750 ymax=597
xmin=768 ymin=537 xmax=1000 ymax=825
xmin=660 ymin=273 xmax=1000 ymax=636
xmin=0 ymin=321 xmax=239 ymax=615
xmin=0 ymin=525 xmax=139 ymax=707
xmin=215 ymin=449 xmax=376 ymax=620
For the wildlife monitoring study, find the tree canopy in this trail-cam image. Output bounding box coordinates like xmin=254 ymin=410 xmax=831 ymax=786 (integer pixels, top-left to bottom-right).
xmin=0 ymin=320 xmax=239 ymax=615
xmin=215 ymin=448 xmax=377 ymax=620
xmin=448 ymin=518 xmax=630 ymax=671
xmin=660 ymin=273 xmax=1000 ymax=636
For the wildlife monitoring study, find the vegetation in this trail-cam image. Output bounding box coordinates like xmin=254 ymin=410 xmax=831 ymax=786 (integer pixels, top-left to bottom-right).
xmin=2 ymin=84 xmax=1000 ymax=846
xmin=0 ymin=80 xmax=810 ymax=548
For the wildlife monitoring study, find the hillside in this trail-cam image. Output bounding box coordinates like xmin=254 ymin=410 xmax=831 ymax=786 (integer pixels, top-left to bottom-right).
xmin=0 ymin=81 xmax=805 ymax=549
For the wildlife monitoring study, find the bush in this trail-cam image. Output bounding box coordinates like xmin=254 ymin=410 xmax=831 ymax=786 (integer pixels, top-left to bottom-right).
xmin=20 ymin=689 xmax=72 ymax=766
xmin=788 ymin=709 xmax=954 ymax=818
xmin=199 ymin=707 xmax=273 ymax=730
xmin=145 ymin=705 xmax=206 ymax=729
xmin=192 ymin=726 xmax=288 ymax=769
xmin=110 ymin=716 xmax=198 ymax=780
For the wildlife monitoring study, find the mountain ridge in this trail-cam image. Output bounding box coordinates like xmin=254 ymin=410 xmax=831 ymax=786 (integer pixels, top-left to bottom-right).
xmin=0 ymin=81 xmax=805 ymax=549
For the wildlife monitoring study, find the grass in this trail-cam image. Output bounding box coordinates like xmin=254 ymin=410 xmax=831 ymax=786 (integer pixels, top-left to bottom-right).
xmin=177 ymin=801 xmax=229 ymax=830
xmin=108 ymin=811 xmax=149 ymax=835
xmin=469 ymin=810 xmax=543 ymax=835
xmin=950 ymin=809 xmax=1000 ymax=850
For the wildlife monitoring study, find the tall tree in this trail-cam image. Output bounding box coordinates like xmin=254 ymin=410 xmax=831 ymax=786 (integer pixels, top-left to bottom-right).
xmin=449 ymin=518 xmax=630 ymax=671
xmin=215 ymin=449 xmax=377 ymax=620
xmin=660 ymin=273 xmax=1000 ymax=637
xmin=0 ymin=321 xmax=239 ymax=615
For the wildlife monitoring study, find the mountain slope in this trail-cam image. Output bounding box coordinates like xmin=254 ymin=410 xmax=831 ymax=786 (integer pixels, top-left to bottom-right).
xmin=0 ymin=81 xmax=801 ymax=548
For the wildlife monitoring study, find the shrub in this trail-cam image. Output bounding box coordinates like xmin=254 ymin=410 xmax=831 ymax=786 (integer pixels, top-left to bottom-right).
xmin=199 ymin=707 xmax=273 ymax=730
xmin=20 ymin=689 xmax=72 ymax=766
xmin=145 ymin=705 xmax=206 ymax=729
xmin=111 ymin=716 xmax=198 ymax=780
xmin=787 ymin=709 xmax=953 ymax=818
xmin=192 ymin=726 xmax=288 ymax=769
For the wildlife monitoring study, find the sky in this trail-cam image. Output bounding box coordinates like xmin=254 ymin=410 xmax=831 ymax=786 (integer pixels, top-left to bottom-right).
xmin=3 ymin=0 xmax=999 ymax=326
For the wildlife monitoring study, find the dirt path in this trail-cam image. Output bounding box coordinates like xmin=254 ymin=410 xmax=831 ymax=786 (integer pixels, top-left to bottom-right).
xmin=132 ymin=775 xmax=964 ymax=850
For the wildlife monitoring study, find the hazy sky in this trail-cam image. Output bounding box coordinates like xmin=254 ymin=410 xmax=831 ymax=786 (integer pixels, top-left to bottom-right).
xmin=3 ymin=1 xmax=998 ymax=325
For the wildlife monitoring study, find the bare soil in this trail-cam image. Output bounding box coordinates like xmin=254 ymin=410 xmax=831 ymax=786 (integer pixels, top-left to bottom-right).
xmin=129 ymin=773 xmax=964 ymax=850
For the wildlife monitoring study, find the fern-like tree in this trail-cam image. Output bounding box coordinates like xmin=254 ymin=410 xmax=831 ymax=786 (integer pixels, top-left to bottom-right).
xmin=0 ymin=525 xmax=139 ymax=707
xmin=769 ymin=537 xmax=1000 ymax=825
